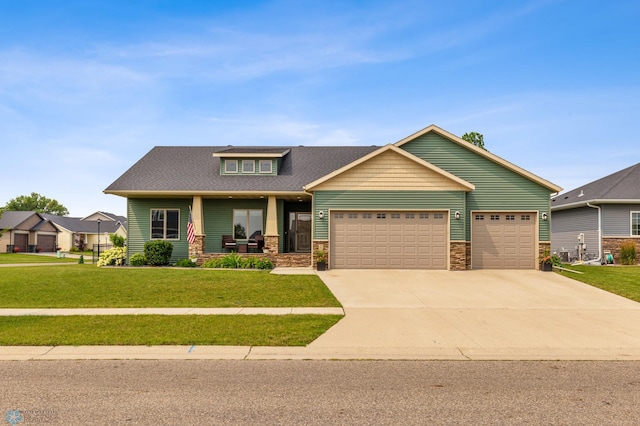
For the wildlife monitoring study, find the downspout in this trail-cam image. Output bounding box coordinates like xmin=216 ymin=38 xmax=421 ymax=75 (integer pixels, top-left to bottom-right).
xmin=586 ymin=202 xmax=602 ymax=262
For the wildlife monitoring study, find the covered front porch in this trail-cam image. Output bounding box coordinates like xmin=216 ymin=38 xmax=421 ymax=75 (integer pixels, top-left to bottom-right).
xmin=187 ymin=194 xmax=313 ymax=267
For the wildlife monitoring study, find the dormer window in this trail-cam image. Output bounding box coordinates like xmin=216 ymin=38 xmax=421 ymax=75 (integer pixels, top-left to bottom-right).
xmin=225 ymin=160 xmax=238 ymax=174
xmin=259 ymin=160 xmax=272 ymax=174
xmin=242 ymin=160 xmax=255 ymax=173
xmin=214 ymin=148 xmax=290 ymax=176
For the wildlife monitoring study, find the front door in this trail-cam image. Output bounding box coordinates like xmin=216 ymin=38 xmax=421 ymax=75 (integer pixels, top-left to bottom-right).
xmin=288 ymin=212 xmax=311 ymax=253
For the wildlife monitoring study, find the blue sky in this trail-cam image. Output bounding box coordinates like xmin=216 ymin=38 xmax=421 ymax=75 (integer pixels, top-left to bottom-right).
xmin=1 ymin=0 xmax=638 ymax=217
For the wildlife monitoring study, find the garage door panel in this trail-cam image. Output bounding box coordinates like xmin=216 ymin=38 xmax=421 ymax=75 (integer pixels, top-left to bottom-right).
xmin=331 ymin=211 xmax=448 ymax=269
xmin=472 ymin=212 xmax=536 ymax=270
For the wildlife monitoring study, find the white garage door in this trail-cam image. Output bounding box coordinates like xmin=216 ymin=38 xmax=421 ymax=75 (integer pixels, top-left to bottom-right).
xmin=330 ymin=211 xmax=448 ymax=269
xmin=471 ymin=212 xmax=536 ymax=269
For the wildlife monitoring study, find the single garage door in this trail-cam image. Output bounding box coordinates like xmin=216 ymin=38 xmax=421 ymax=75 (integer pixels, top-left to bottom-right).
xmin=330 ymin=211 xmax=448 ymax=269
xmin=37 ymin=235 xmax=57 ymax=252
xmin=471 ymin=212 xmax=536 ymax=269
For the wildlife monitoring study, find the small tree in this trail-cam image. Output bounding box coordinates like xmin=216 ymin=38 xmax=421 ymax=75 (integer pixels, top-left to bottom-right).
xmin=74 ymin=233 xmax=87 ymax=251
xmin=110 ymin=233 xmax=126 ymax=248
xmin=461 ymin=132 xmax=487 ymax=151
xmin=144 ymin=240 xmax=173 ymax=266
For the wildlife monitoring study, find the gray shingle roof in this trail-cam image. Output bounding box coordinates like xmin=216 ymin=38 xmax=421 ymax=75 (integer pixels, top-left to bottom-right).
xmin=551 ymin=162 xmax=640 ymax=209
xmin=40 ymin=213 xmax=123 ymax=233
xmin=105 ymin=146 xmax=380 ymax=193
xmin=0 ymin=211 xmax=41 ymax=229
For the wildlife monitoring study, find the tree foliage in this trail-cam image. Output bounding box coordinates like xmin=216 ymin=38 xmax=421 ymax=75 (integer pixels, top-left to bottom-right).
xmin=461 ymin=132 xmax=487 ymax=151
xmin=3 ymin=192 xmax=69 ymax=216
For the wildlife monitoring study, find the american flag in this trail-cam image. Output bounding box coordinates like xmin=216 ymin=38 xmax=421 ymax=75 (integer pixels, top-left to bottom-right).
xmin=187 ymin=209 xmax=195 ymax=244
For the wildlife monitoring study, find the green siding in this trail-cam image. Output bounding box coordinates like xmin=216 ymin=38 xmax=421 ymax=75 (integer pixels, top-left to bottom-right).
xmin=127 ymin=198 xmax=192 ymax=261
xmin=203 ymin=199 xmax=269 ymax=252
xmin=401 ymin=133 xmax=552 ymax=240
xmin=313 ymin=190 xmax=466 ymax=240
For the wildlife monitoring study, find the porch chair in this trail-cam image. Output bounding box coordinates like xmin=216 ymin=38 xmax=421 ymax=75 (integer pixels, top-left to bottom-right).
xmin=222 ymin=235 xmax=237 ymax=252
xmin=247 ymin=235 xmax=264 ymax=253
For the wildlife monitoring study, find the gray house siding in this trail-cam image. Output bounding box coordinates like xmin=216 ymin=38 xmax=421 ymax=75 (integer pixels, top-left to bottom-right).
xmin=551 ymin=207 xmax=599 ymax=261
xmin=602 ymin=204 xmax=640 ymax=236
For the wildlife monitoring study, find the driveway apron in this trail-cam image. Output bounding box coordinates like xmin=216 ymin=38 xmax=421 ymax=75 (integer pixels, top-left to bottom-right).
xmin=312 ymin=269 xmax=640 ymax=360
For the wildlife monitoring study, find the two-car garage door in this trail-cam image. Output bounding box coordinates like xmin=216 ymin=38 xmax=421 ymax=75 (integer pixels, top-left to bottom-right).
xmin=330 ymin=211 xmax=448 ymax=269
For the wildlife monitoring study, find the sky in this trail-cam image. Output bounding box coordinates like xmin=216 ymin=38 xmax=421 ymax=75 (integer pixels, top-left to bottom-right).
xmin=1 ymin=0 xmax=639 ymax=217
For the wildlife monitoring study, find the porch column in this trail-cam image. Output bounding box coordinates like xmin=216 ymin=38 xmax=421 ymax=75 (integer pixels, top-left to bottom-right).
xmin=189 ymin=196 xmax=205 ymax=258
xmin=264 ymin=195 xmax=279 ymax=254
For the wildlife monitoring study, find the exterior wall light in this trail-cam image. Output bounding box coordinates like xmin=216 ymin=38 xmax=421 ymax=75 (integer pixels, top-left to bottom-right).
xmin=542 ymin=212 xmax=548 ymax=221
xmin=318 ymin=211 xmax=325 ymax=219
xmin=454 ymin=211 xmax=461 ymax=220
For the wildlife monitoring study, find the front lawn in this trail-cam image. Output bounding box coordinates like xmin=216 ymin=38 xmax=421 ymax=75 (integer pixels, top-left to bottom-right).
xmin=0 ymin=265 xmax=341 ymax=308
xmin=0 ymin=315 xmax=342 ymax=346
xmin=557 ymin=265 xmax=640 ymax=303
xmin=0 ymin=253 xmax=77 ymax=264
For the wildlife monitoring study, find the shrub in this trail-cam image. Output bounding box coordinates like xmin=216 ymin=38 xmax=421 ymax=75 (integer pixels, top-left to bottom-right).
xmin=201 ymin=258 xmax=223 ymax=268
xmin=69 ymin=247 xmax=80 ymax=253
xmin=110 ymin=233 xmax=126 ymax=248
xmin=129 ymin=253 xmax=146 ymax=267
xmin=97 ymin=247 xmax=127 ymax=267
xmin=619 ymin=240 xmax=637 ymax=265
xmin=143 ymin=240 xmax=173 ymax=266
xmin=200 ymin=254 xmax=273 ymax=270
xmin=175 ymin=258 xmax=197 ymax=268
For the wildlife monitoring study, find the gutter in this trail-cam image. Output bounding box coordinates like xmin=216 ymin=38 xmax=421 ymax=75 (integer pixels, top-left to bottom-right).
xmin=586 ymin=202 xmax=602 ymax=262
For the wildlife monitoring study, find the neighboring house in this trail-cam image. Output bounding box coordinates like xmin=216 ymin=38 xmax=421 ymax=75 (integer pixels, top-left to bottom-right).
xmin=551 ymin=162 xmax=640 ymax=263
xmin=41 ymin=211 xmax=127 ymax=252
xmin=105 ymin=124 xmax=561 ymax=270
xmin=0 ymin=211 xmax=60 ymax=252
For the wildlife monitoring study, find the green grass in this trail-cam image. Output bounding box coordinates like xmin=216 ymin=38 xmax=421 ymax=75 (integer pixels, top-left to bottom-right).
xmin=557 ymin=265 xmax=640 ymax=303
xmin=0 ymin=253 xmax=77 ymax=264
xmin=0 ymin=265 xmax=341 ymax=308
xmin=0 ymin=315 xmax=342 ymax=346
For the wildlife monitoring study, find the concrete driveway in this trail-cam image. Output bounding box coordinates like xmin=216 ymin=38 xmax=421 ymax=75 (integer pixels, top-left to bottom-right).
xmin=310 ymin=269 xmax=640 ymax=360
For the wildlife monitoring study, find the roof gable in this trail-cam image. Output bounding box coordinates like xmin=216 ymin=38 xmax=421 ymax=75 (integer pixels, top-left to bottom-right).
xmin=395 ymin=125 xmax=562 ymax=193
xmin=304 ymin=144 xmax=474 ymax=191
xmin=551 ymin=162 xmax=640 ymax=210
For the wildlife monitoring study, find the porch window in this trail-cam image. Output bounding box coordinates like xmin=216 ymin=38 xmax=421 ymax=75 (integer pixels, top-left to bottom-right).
xmin=632 ymin=212 xmax=640 ymax=236
xmin=233 ymin=209 xmax=263 ymax=240
xmin=151 ymin=209 xmax=179 ymax=240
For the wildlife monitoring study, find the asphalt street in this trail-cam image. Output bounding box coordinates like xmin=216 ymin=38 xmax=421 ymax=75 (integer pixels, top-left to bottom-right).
xmin=1 ymin=360 xmax=639 ymax=425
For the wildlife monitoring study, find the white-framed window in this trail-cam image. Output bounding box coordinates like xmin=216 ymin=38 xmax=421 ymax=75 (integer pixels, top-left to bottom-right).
xmin=420 ymin=213 xmax=429 ymax=219
xmin=242 ymin=160 xmax=255 ymax=173
xmin=376 ymin=213 xmax=386 ymax=219
xmin=259 ymin=160 xmax=273 ymax=173
xmin=631 ymin=212 xmax=640 ymax=236
xmin=225 ymin=160 xmax=238 ymax=174
xmin=362 ymin=213 xmax=372 ymax=219
xmin=348 ymin=213 xmax=358 ymax=219
xmin=233 ymin=209 xmax=263 ymax=240
xmin=151 ymin=209 xmax=180 ymax=240
xmin=434 ymin=213 xmax=444 ymax=219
